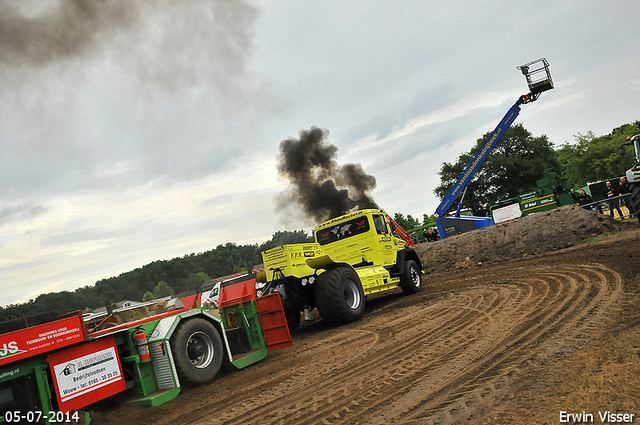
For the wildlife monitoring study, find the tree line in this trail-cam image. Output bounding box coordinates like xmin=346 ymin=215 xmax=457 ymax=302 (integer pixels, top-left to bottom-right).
xmin=433 ymin=121 xmax=640 ymax=217
xmin=0 ymin=231 xmax=312 ymax=318
xmin=2 ymin=120 xmax=638 ymax=319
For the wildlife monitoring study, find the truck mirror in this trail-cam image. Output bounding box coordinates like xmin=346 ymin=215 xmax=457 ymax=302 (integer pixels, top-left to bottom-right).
xmin=619 ymin=147 xmax=626 ymax=156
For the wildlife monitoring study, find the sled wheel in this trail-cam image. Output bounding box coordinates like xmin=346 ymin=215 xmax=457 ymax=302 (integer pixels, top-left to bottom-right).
xmin=170 ymin=318 xmax=223 ymax=385
xmin=315 ymin=266 xmax=365 ymax=325
xmin=400 ymin=259 xmax=422 ymax=294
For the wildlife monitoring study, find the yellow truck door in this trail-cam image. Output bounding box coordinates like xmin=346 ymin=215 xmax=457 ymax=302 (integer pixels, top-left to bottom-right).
xmin=371 ymin=214 xmax=397 ymax=267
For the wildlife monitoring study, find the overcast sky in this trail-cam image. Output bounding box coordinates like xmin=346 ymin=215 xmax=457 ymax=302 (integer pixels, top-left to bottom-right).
xmin=1 ymin=1 xmax=639 ymax=307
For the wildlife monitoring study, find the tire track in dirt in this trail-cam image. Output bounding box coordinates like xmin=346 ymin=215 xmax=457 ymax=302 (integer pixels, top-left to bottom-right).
xmin=179 ymin=263 xmax=622 ymax=425
xmin=188 ymin=286 xmax=518 ymax=423
xmin=184 ymin=285 xmax=521 ymax=424
xmin=389 ymin=264 xmax=623 ymax=425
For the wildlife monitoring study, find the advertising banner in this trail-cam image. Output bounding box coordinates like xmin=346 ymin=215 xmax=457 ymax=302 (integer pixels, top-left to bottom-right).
xmin=0 ymin=313 xmax=86 ymax=367
xmin=492 ymin=203 xmax=522 ymax=224
xmin=48 ymin=336 xmax=127 ymax=412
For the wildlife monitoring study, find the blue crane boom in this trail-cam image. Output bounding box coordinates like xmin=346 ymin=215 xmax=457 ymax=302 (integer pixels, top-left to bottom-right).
xmin=434 ymin=58 xmax=554 ymax=239
xmin=435 ymin=100 xmax=522 ymax=217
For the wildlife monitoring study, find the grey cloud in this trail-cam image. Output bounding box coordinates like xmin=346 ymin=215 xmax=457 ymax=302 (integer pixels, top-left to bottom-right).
xmin=43 ymin=227 xmax=119 ymax=247
xmin=343 ymin=82 xmax=459 ymax=145
xmin=364 ymin=101 xmax=519 ymax=175
xmin=0 ymin=202 xmax=48 ymax=225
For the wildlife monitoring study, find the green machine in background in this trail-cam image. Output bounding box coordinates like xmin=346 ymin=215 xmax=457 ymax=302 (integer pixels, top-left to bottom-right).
xmin=490 ymin=171 xmax=574 ymax=220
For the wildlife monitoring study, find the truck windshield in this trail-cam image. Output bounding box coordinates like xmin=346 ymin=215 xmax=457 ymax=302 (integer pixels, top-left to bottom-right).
xmin=315 ymin=216 xmax=370 ymax=245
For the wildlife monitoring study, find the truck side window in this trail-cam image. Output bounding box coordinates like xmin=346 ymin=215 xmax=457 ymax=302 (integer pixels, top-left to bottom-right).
xmin=373 ymin=215 xmax=387 ymax=235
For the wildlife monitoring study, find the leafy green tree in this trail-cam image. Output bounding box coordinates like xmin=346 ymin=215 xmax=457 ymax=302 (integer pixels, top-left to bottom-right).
xmin=142 ymin=291 xmax=155 ymax=302
xmin=556 ymin=122 xmax=640 ymax=188
xmin=422 ymin=213 xmax=437 ymax=226
xmin=0 ymin=300 xmax=34 ymax=318
xmin=434 ymin=124 xmax=560 ymax=215
xmin=393 ymin=213 xmax=421 ymax=231
xmin=153 ymin=281 xmax=175 ymax=298
xmin=176 ymin=272 xmax=212 ymax=293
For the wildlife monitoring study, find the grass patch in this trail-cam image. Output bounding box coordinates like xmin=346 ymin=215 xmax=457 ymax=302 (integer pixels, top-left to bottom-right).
xmin=580 ymin=227 xmax=640 ymax=245
xmin=581 ymin=233 xmax=616 ymax=244
xmin=527 ymin=326 xmax=640 ymax=424
xmin=554 ymin=330 xmax=640 ymax=411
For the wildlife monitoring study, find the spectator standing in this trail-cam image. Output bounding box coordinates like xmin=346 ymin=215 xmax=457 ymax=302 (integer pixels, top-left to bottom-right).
xmin=571 ymin=189 xmax=597 ymax=211
xmin=424 ymin=227 xmax=438 ymax=242
xmin=619 ymin=176 xmax=633 ymax=216
xmin=604 ymin=181 xmax=623 ymax=218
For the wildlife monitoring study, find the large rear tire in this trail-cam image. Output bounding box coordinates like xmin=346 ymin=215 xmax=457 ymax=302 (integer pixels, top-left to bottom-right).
xmin=630 ymin=182 xmax=640 ymax=223
xmin=399 ymin=260 xmax=422 ymax=294
xmin=170 ymin=318 xmax=223 ymax=385
xmin=315 ymin=267 xmax=365 ymax=325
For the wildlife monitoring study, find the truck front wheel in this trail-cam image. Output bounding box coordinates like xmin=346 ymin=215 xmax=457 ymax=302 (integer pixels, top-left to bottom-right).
xmin=170 ymin=318 xmax=223 ymax=385
xmin=315 ymin=267 xmax=365 ymax=325
xmin=400 ymin=260 xmax=422 ymax=294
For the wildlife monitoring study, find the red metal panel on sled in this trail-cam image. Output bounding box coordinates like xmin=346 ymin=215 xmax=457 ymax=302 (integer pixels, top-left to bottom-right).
xmin=255 ymin=293 xmax=292 ymax=351
xmin=177 ymin=293 xmax=198 ymax=310
xmin=219 ymin=276 xmax=256 ymax=308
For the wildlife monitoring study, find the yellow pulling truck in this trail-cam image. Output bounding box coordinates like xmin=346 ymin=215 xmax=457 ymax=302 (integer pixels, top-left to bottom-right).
xmin=257 ymin=208 xmax=423 ymax=331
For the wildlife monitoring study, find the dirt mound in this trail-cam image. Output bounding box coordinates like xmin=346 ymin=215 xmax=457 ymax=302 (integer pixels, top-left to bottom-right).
xmin=416 ymin=205 xmax=637 ymax=275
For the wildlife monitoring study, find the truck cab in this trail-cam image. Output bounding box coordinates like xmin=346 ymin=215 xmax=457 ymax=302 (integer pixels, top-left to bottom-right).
xmin=314 ymin=209 xmax=406 ymax=268
xmin=259 ymin=209 xmax=423 ymax=331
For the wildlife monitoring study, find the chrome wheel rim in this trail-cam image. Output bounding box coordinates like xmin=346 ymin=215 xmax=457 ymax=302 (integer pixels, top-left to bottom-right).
xmin=344 ymin=278 xmax=362 ymax=309
xmin=186 ymin=331 xmax=215 ymax=368
xmin=410 ymin=266 xmax=421 ymax=288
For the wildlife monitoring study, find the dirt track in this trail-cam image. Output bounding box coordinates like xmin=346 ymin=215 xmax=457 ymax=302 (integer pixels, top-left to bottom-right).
xmin=91 ymin=210 xmax=640 ymax=424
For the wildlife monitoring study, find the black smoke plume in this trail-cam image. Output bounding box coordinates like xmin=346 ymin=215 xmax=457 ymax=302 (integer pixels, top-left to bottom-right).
xmin=277 ymin=127 xmax=377 ymax=222
xmin=0 ymin=1 xmax=139 ymax=66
